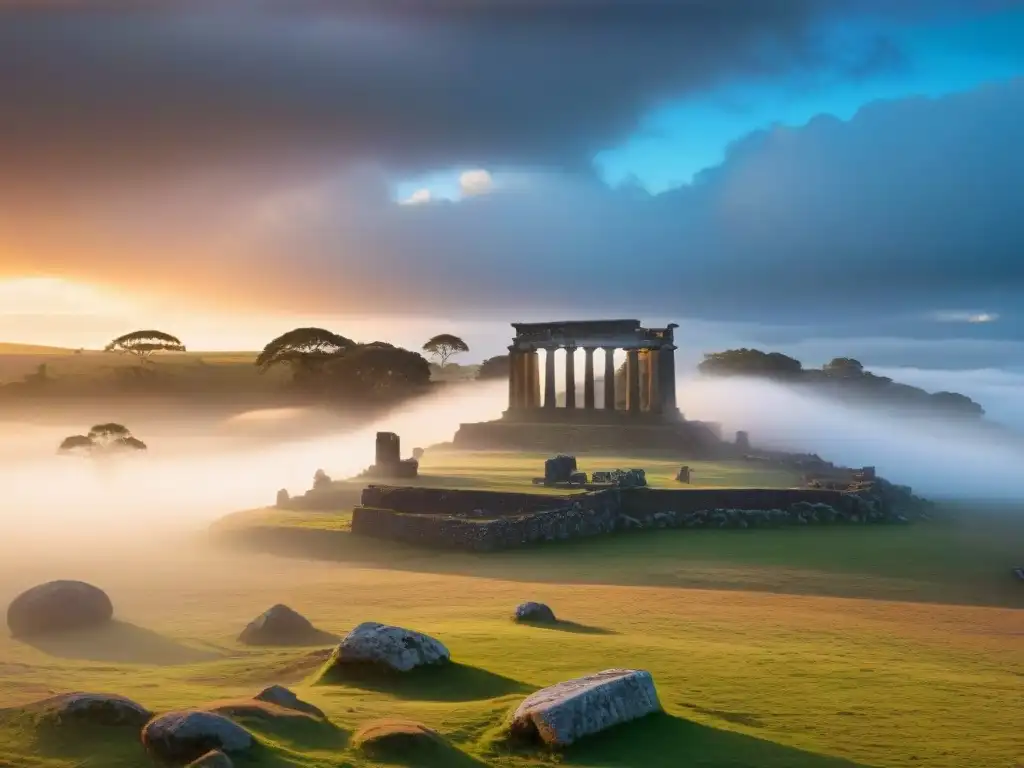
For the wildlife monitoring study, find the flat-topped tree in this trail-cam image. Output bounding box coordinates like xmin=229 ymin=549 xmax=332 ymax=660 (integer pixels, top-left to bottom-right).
xmin=58 ymin=423 xmax=148 ymax=454
xmin=422 ymin=334 xmax=468 ymax=368
xmin=105 ymin=330 xmax=185 ymax=364
xmin=256 ymin=327 xmax=355 ymax=383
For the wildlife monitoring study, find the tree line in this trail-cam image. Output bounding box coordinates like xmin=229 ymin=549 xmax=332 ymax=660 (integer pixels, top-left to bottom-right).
xmin=1 ymin=328 xmax=473 ymax=403
xmin=699 ymin=348 xmax=985 ymax=418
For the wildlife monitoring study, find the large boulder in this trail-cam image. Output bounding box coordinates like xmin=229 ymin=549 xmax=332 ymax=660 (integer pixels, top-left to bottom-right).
xmin=326 ymin=622 xmax=450 ymax=673
xmin=142 ymin=710 xmax=254 ymax=763
xmin=253 ymin=685 xmax=325 ymax=719
xmin=510 ymin=668 xmax=661 ymax=747
xmin=31 ymin=692 xmax=151 ymax=727
xmin=238 ymin=604 xmax=324 ymax=646
xmin=6 ymin=580 xmax=113 ymax=637
xmin=514 ymin=602 xmax=557 ymax=624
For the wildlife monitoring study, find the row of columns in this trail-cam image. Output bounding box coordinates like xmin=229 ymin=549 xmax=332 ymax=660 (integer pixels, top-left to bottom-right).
xmin=508 ymin=345 xmax=677 ymax=414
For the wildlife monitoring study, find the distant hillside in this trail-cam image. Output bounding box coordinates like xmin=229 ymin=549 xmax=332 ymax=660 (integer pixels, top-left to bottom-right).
xmin=698 ymin=349 xmax=986 ymax=420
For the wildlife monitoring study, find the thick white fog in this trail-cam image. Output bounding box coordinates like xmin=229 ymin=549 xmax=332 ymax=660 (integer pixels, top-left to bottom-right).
xmin=679 ymin=375 xmax=1024 ymax=501
xmin=0 ymin=369 xmax=1022 ymax=558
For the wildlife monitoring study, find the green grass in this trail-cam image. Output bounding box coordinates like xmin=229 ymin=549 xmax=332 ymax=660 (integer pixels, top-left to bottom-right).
xmin=1 ymin=451 xmax=1022 ymax=768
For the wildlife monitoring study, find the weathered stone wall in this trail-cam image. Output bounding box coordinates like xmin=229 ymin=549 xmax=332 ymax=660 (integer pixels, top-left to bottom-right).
xmin=621 ymin=487 xmax=858 ymax=517
xmin=352 ymin=495 xmax=619 ymax=552
xmin=349 ymin=484 xmax=903 ymax=552
xmin=359 ymin=485 xmax=571 ymax=517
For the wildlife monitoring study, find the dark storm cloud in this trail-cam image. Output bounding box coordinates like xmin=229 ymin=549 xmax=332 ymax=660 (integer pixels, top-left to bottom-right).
xmin=1 ymin=0 xmax=1015 ymax=188
xmin=229 ymin=79 xmax=1022 ymax=329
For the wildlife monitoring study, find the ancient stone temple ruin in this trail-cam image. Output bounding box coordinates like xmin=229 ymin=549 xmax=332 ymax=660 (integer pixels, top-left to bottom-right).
xmin=503 ymin=319 xmax=680 ymax=419
xmin=453 ymin=319 xmax=724 ymax=453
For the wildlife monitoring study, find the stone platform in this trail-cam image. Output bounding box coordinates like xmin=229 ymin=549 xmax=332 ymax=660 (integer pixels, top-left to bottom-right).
xmin=452 ymin=411 xmax=726 ymax=455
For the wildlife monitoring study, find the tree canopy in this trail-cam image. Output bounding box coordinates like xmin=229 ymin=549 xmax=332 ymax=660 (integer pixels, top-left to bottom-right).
xmin=422 ymin=334 xmax=469 ymax=367
xmin=255 ymin=327 xmax=355 ymax=379
xmin=699 ymin=349 xmax=803 ymax=379
xmin=329 ymin=344 xmax=431 ymax=396
xmin=477 ymin=354 xmax=510 ymax=380
xmin=700 ymin=348 xmax=985 ymax=419
xmin=58 ymin=422 xmax=148 ymax=454
xmin=105 ymin=330 xmax=185 ymax=362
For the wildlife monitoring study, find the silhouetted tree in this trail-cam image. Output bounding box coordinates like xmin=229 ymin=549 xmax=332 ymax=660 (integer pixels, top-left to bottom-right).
xmin=422 ymin=334 xmax=469 ymax=368
xmin=329 ymin=344 xmax=431 ymax=397
xmin=699 ymin=349 xmax=803 ymax=379
xmin=58 ymin=422 xmax=148 ymax=454
xmin=823 ymin=357 xmax=865 ymax=377
xmin=477 ymin=355 xmax=510 ymax=380
xmin=255 ymin=327 xmax=355 ymax=384
xmin=105 ymin=330 xmax=185 ymax=363
xmin=930 ymin=391 xmax=985 ymax=418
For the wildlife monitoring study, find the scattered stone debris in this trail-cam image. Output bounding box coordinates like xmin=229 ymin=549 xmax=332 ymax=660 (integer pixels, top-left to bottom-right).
xmin=325 ymin=622 xmax=450 ymax=674
xmin=360 ymin=432 xmax=419 ymax=479
xmin=735 ymin=430 xmax=750 ymax=451
xmin=142 ymin=710 xmax=254 ymax=763
xmin=544 ymin=454 xmax=578 ymax=484
xmin=514 ymin=602 xmax=557 ymax=624
xmin=238 ymin=604 xmax=327 ymax=646
xmin=6 ymin=580 xmax=114 ymax=638
xmin=591 ymin=469 xmax=647 ymax=488
xmin=510 ymin=668 xmax=662 ymax=747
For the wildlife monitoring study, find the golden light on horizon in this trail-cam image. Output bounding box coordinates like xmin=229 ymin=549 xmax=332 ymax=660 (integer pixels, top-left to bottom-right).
xmin=0 ymin=276 xmax=138 ymax=317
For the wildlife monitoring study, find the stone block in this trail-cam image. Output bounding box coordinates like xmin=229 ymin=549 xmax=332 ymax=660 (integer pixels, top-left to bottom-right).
xmin=510 ymin=668 xmax=661 ymax=747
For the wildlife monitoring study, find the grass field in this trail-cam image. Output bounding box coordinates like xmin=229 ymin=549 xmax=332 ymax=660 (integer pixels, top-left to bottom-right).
xmin=1 ymin=451 xmax=1022 ymax=767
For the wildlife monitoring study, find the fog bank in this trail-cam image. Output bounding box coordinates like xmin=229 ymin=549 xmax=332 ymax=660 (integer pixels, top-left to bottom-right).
xmin=681 ymin=375 xmax=1024 ymax=501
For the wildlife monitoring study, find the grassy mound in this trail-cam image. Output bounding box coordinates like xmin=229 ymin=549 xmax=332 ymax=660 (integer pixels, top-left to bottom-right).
xmin=354 ymin=719 xmax=482 ymax=766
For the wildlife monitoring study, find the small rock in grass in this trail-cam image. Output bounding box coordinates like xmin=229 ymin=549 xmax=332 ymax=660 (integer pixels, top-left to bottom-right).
xmin=514 ymin=602 xmax=557 ymax=624
xmin=142 ymin=710 xmax=253 ymax=763
xmin=326 ymin=622 xmax=449 ymax=674
xmin=253 ymin=685 xmax=325 ymax=719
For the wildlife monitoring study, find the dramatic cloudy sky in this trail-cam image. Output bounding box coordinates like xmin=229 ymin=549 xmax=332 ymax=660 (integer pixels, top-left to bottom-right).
xmin=1 ymin=0 xmax=1023 ymax=380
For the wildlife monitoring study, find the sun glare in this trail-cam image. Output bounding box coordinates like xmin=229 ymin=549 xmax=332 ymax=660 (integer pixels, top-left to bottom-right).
xmin=0 ymin=277 xmax=137 ymax=316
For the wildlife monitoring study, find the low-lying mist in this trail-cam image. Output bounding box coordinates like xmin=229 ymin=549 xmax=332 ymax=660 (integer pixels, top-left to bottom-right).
xmin=679 ymin=375 xmax=1024 ymax=502
xmin=0 ymin=381 xmax=508 ymax=555
xmin=1 ymin=372 xmax=1022 ymax=567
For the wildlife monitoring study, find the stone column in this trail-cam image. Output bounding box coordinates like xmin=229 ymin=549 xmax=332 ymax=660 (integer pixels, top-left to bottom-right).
xmin=647 ymin=348 xmax=662 ymax=414
xmin=603 ymin=347 xmax=616 ymax=410
xmin=544 ymin=346 xmax=557 ymax=409
xmin=526 ymin=350 xmax=541 ymax=408
xmin=583 ymin=347 xmax=596 ymax=409
xmin=507 ymin=348 xmax=521 ymax=410
xmin=626 ymin=348 xmax=641 ymax=414
xmin=658 ymin=344 xmax=677 ymax=412
xmin=564 ymin=346 xmax=577 ymax=409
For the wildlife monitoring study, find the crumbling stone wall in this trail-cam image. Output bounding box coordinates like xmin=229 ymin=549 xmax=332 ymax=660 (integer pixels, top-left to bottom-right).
xmin=359 ymin=485 xmax=573 ymax=517
xmin=349 ymin=484 xmax=910 ymax=551
xmin=352 ymin=498 xmax=619 ymax=552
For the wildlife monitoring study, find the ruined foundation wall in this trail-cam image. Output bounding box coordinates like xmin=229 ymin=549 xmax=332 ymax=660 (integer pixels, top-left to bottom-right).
xmin=350 ymin=485 xmax=879 ymax=551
